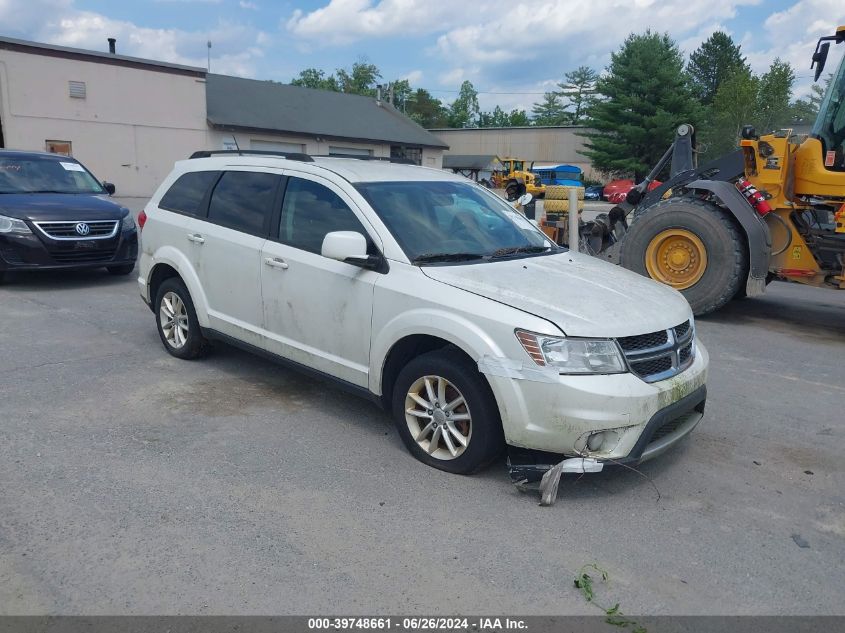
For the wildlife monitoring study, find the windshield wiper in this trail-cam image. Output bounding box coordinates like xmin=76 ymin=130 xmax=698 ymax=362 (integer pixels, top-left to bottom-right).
xmin=491 ymin=245 xmax=554 ymax=258
xmin=412 ymin=252 xmax=486 ymax=264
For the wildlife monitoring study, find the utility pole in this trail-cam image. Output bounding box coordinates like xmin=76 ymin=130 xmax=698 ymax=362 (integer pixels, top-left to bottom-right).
xmin=207 ymin=41 xmax=212 ymax=72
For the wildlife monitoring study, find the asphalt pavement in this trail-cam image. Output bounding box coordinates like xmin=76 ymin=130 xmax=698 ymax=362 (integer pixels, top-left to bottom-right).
xmin=0 ymin=269 xmax=843 ymax=615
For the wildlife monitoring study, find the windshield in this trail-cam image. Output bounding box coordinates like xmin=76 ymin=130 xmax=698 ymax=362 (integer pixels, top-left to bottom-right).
xmin=0 ymin=157 xmax=105 ymax=194
xmin=355 ymin=180 xmax=557 ymax=264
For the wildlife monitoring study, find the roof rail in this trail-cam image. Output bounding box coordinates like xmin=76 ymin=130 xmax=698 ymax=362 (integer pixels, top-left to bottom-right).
xmin=315 ymin=154 xmax=417 ymax=165
xmin=189 ymin=149 xmax=314 ymax=162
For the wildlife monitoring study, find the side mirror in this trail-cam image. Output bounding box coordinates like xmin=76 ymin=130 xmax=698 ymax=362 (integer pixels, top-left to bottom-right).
xmin=103 ymin=182 xmax=116 ymax=195
xmin=321 ymin=231 xmax=379 ymax=269
xmin=812 ymin=42 xmax=830 ymax=82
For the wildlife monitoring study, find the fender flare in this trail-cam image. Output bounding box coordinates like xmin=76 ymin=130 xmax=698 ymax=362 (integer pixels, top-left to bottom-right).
xmin=686 ymin=179 xmax=772 ymax=295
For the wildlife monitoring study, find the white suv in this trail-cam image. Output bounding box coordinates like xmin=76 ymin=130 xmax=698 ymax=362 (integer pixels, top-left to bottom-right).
xmin=137 ymin=152 xmax=708 ymax=479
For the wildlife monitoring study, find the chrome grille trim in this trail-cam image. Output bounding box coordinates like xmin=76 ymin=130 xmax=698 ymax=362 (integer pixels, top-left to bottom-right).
xmin=616 ymin=321 xmax=695 ymax=383
xmin=33 ymin=220 xmax=119 ymax=241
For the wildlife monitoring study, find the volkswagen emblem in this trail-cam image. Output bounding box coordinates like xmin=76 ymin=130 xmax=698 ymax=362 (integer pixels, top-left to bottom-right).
xmin=75 ymin=222 xmax=91 ymax=236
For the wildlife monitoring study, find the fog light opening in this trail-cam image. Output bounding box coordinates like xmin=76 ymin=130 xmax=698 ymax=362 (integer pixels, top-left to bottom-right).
xmin=584 ymin=430 xmax=620 ymax=454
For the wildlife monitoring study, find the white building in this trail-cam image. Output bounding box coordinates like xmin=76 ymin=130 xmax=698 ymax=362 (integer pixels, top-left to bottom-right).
xmin=0 ymin=36 xmax=447 ymax=199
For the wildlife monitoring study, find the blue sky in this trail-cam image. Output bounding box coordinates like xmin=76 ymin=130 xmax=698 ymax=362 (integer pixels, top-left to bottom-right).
xmin=1 ymin=0 xmax=844 ymax=110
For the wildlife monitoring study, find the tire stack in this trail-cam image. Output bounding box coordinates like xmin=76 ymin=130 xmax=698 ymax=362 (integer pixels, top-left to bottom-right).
xmin=542 ymin=185 xmax=585 ymax=213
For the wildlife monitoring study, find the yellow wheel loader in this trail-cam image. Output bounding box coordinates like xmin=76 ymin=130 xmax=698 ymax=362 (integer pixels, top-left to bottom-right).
xmin=590 ymin=25 xmax=845 ymax=315
xmin=491 ymin=158 xmax=546 ymax=200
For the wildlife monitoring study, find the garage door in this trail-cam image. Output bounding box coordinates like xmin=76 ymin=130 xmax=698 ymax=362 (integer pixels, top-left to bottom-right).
xmin=250 ymin=140 xmax=306 ymax=153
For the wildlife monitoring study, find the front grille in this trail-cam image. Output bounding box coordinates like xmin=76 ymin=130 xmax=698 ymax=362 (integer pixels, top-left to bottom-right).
xmin=650 ymin=416 xmax=686 ymax=442
xmin=630 ymin=356 xmax=673 ymax=377
xmin=617 ymin=330 xmax=668 ymax=352
xmin=617 ymin=320 xmax=695 ymax=383
xmin=34 ymin=220 xmax=118 ymax=240
xmin=50 ymin=248 xmax=116 ymax=263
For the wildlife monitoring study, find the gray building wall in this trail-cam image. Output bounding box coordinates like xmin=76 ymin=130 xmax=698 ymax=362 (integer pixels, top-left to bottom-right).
xmin=430 ymin=126 xmax=597 ymax=179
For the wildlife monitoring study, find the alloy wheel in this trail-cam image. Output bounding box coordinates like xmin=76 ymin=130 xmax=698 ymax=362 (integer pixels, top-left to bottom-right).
xmin=404 ymin=375 xmax=472 ymax=460
xmin=160 ymin=291 xmax=189 ymax=349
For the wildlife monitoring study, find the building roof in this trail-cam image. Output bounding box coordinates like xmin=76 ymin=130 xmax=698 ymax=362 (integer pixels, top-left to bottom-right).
xmin=205 ymin=74 xmax=448 ymax=149
xmin=0 ymin=35 xmax=206 ymax=77
xmin=442 ymin=155 xmax=499 ymax=170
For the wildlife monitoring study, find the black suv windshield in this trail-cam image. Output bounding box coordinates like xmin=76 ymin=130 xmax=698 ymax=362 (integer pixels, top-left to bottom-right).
xmin=0 ymin=156 xmax=105 ymax=194
xmin=355 ymin=180 xmax=557 ymax=264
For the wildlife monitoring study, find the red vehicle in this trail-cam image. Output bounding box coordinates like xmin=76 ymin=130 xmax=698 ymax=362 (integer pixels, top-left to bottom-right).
xmin=603 ymin=179 xmax=661 ymax=204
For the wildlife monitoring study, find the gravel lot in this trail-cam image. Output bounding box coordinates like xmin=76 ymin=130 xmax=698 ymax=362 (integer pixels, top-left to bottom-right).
xmin=0 ymin=266 xmax=843 ymax=616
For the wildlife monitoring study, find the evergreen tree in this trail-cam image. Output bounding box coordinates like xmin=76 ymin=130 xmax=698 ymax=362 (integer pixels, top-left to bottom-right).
xmin=448 ymin=80 xmax=481 ymax=128
xmin=580 ymin=31 xmax=701 ymax=179
xmin=532 ymin=92 xmax=569 ymax=125
xmin=687 ymin=31 xmax=748 ymax=104
xmin=558 ymin=66 xmax=598 ymax=124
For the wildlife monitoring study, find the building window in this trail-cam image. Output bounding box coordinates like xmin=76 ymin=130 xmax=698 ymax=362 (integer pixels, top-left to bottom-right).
xmin=68 ymin=81 xmax=86 ymax=99
xmin=46 ymin=140 xmax=72 ymax=156
xmin=390 ymin=145 xmax=422 ymax=166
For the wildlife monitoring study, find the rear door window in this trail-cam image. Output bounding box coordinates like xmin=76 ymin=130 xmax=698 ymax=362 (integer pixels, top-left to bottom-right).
xmin=159 ymin=171 xmax=220 ymax=217
xmin=206 ymin=171 xmax=281 ymax=236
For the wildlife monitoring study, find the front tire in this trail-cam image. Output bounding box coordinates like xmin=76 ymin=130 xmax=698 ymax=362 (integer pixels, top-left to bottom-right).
xmin=620 ymin=198 xmax=747 ymax=315
xmin=154 ymin=278 xmax=208 ymax=360
xmin=391 ymin=348 xmax=504 ymax=474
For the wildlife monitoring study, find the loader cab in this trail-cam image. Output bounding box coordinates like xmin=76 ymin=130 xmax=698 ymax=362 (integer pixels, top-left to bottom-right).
xmin=811 ymin=41 xmax=845 ymax=172
xmin=792 ymin=26 xmax=845 ymax=198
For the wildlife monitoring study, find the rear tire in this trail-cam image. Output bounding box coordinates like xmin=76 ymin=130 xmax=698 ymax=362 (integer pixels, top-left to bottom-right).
xmin=107 ymin=263 xmax=135 ymax=276
xmin=154 ymin=278 xmax=209 ymax=360
xmin=391 ymin=348 xmax=504 ymax=475
xmin=620 ymin=197 xmax=747 ymax=315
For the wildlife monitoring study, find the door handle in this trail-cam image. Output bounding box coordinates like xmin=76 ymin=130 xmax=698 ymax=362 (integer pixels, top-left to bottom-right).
xmin=186 ymin=233 xmax=205 ymax=244
xmin=264 ymin=257 xmax=289 ymax=270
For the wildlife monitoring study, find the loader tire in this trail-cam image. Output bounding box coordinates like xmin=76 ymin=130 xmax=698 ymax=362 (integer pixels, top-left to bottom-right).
xmin=545 ymin=185 xmax=584 ymax=200
xmin=543 ymin=198 xmax=584 ymax=213
xmin=619 ymin=197 xmax=747 ymax=316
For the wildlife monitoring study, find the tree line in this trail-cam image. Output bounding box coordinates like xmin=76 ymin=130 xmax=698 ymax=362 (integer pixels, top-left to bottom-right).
xmin=289 ymin=63 xmax=597 ymax=129
xmin=289 ymin=30 xmax=826 ymax=179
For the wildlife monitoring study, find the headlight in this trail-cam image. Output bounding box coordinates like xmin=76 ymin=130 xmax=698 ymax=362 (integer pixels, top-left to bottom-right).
xmin=121 ymin=213 xmax=135 ymax=231
xmin=516 ymin=329 xmax=627 ymax=374
xmin=0 ymin=214 xmax=32 ymax=234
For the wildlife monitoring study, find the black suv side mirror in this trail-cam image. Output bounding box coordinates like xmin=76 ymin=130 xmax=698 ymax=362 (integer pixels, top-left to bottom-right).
xmin=103 ymin=182 xmax=116 ymax=195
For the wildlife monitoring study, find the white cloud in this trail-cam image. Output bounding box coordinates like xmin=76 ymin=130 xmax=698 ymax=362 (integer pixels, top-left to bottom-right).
xmin=742 ymin=0 xmax=845 ymax=96
xmin=239 ymin=0 xmax=258 ymax=9
xmin=0 ymin=0 xmax=267 ymax=77
xmin=403 ymin=69 xmax=423 ymax=84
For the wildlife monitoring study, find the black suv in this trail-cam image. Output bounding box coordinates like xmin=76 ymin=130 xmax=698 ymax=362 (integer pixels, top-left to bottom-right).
xmin=0 ymin=150 xmax=138 ymax=283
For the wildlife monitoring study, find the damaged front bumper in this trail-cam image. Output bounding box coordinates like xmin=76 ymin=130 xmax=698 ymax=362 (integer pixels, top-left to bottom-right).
xmin=507 ymin=385 xmax=706 ymax=504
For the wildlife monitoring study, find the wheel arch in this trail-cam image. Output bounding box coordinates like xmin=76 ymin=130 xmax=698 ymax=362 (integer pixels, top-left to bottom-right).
xmin=685 ymin=179 xmax=772 ymax=296
xmin=146 ymin=247 xmax=210 ymax=327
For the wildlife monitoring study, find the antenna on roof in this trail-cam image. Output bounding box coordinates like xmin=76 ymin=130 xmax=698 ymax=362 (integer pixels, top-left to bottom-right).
xmin=232 ymin=135 xmax=241 ymax=155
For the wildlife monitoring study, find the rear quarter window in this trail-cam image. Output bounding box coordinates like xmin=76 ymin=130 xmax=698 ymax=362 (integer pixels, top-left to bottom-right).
xmin=159 ymin=171 xmax=220 ymax=216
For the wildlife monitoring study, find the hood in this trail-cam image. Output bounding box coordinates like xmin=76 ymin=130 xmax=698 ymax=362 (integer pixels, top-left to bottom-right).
xmin=0 ymin=193 xmax=128 ymax=222
xmin=421 ymin=251 xmax=692 ymax=338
